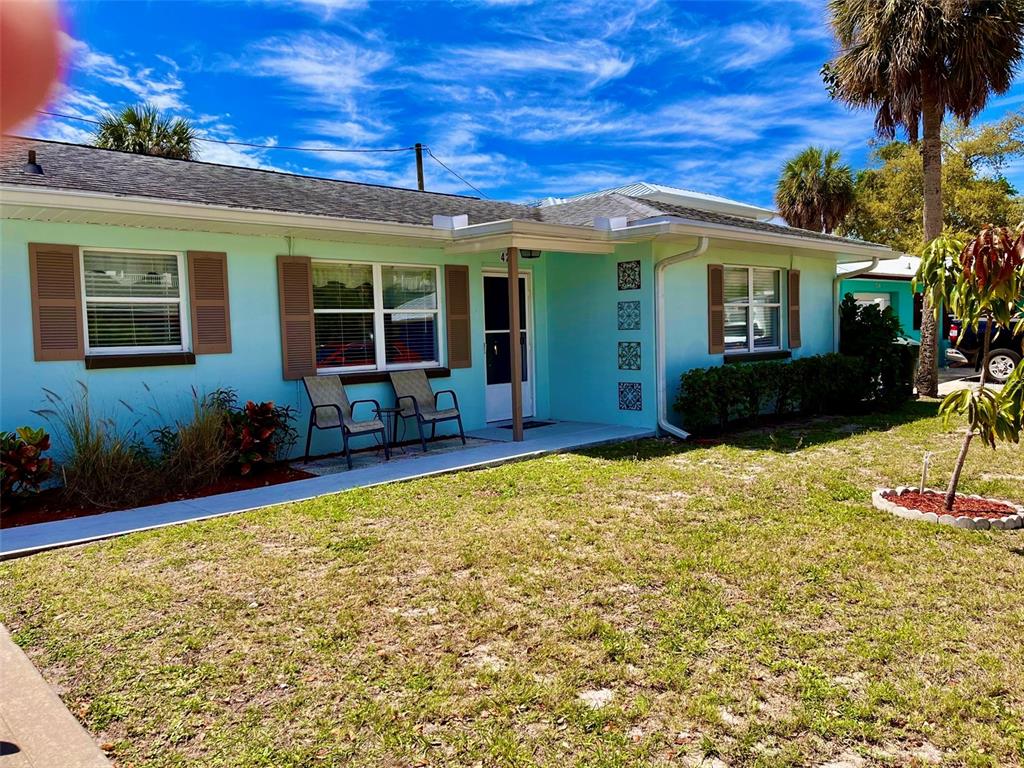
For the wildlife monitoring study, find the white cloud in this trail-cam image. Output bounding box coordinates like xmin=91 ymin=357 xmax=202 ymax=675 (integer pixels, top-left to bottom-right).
xmin=59 ymin=32 xmax=187 ymax=111
xmin=437 ymin=40 xmax=634 ymax=88
xmin=250 ymin=32 xmax=391 ymax=112
xmin=721 ymin=23 xmax=794 ymax=70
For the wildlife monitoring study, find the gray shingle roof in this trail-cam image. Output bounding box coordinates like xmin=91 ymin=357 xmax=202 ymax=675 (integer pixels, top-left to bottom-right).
xmin=0 ymin=137 xmax=541 ymax=226
xmin=538 ymin=192 xmax=882 ymax=247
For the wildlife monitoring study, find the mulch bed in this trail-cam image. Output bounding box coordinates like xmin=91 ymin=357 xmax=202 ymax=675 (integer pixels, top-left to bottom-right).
xmin=1 ymin=464 xmax=314 ymax=530
xmin=882 ymin=489 xmax=1018 ymax=519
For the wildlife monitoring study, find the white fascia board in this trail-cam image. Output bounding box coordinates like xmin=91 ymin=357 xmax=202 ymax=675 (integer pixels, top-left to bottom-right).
xmin=613 ymin=218 xmax=896 ymax=262
xmin=0 ymin=185 xmax=454 ymax=243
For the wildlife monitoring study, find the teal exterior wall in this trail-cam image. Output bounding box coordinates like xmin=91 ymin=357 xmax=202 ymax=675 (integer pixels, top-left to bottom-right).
xmin=659 ymin=240 xmax=839 ymax=429
xmin=545 ymin=242 xmax=656 ymax=427
xmin=1 ymin=216 xmax=852 ymax=451
xmin=839 ymin=276 xmax=919 ymax=340
xmin=0 ymin=218 xmax=555 ymax=456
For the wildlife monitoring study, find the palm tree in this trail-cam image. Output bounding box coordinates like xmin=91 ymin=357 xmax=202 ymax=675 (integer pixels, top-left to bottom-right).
xmin=93 ymin=103 xmax=197 ymax=160
xmin=775 ymin=147 xmax=854 ymax=234
xmin=824 ymin=0 xmax=1024 ymax=397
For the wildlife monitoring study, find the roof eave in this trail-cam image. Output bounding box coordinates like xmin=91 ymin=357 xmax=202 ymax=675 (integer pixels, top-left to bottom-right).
xmin=612 ymin=219 xmax=897 ymax=262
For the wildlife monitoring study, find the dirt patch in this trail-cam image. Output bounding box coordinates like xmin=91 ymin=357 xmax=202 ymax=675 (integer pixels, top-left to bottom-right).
xmin=1 ymin=463 xmax=314 ymax=529
xmin=882 ymin=490 xmax=1018 ymax=519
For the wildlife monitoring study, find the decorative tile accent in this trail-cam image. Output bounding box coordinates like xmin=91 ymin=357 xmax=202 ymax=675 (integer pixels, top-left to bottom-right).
xmin=617 ymin=260 xmax=641 ymax=291
xmin=617 ymin=341 xmax=641 ymax=370
xmin=617 ymin=300 xmax=641 ymax=330
xmin=618 ymin=382 xmax=642 ymax=411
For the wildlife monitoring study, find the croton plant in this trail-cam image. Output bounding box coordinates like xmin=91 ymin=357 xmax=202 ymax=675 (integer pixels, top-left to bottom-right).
xmin=1 ymin=426 xmax=55 ymax=506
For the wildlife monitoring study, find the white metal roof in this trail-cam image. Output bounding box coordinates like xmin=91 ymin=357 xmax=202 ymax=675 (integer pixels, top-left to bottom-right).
xmin=536 ymin=181 xmax=776 ymax=222
xmin=838 ymin=254 xmax=919 ymax=279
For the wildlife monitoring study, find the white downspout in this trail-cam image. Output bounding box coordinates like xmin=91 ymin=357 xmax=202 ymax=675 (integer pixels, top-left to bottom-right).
xmin=655 ymin=236 xmax=710 ymax=440
xmin=832 ymin=258 xmax=879 ymax=352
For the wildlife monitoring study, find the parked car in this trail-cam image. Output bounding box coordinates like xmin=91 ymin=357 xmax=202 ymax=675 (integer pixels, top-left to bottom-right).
xmin=946 ymin=313 xmax=1023 ymax=383
xmin=316 ymin=340 xmax=423 ymax=368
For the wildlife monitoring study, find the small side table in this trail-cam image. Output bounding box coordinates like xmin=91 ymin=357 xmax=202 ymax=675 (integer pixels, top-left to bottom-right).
xmin=374 ymin=406 xmax=404 ymax=455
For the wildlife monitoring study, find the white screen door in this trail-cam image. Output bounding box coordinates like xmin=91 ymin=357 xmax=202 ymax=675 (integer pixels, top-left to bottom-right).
xmin=483 ymin=272 xmax=534 ymax=422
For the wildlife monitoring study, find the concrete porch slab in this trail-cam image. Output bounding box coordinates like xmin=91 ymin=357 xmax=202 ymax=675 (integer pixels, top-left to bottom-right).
xmin=0 ymin=421 xmax=653 ymax=561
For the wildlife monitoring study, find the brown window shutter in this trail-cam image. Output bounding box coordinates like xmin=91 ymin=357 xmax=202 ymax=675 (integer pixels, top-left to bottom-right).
xmin=707 ymin=264 xmax=725 ymax=354
xmin=276 ymin=255 xmax=316 ymax=380
xmin=29 ymin=243 xmax=84 ymax=361
xmin=444 ymin=264 xmax=472 ymax=369
xmin=788 ymin=269 xmax=802 ymax=348
xmin=187 ymin=251 xmax=231 ymax=354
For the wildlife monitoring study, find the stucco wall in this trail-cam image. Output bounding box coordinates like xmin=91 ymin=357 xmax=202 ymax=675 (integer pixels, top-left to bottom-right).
xmin=0 ymin=219 xmax=553 ymax=456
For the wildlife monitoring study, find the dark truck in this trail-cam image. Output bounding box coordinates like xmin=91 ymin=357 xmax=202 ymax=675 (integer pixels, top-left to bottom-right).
xmin=946 ymin=313 xmax=1023 ymax=383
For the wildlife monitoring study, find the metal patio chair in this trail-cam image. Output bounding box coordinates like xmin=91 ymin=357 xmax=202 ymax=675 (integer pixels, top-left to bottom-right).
xmin=389 ymin=369 xmax=466 ymax=452
xmin=302 ymin=375 xmax=389 ymax=469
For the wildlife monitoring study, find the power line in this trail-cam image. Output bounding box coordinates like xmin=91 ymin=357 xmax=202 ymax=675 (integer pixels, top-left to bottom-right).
xmin=34 ymin=110 xmax=416 ymax=153
xmin=424 ymin=147 xmax=488 ymax=198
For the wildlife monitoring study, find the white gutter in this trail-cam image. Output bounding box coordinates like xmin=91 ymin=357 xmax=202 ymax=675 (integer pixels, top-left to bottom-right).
xmin=832 ymin=258 xmax=879 ymax=351
xmin=655 ymin=236 xmax=710 ymax=440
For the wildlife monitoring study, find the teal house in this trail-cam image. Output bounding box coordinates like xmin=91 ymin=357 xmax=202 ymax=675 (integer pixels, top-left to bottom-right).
xmin=0 ymin=139 xmax=896 ymax=451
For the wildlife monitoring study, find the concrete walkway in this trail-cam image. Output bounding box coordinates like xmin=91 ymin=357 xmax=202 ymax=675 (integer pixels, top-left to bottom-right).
xmin=0 ymin=625 xmax=110 ymax=767
xmin=0 ymin=421 xmax=652 ymax=560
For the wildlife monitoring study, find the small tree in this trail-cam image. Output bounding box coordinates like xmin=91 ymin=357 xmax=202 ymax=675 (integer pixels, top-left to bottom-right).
xmin=915 ymin=226 xmax=1024 ymax=510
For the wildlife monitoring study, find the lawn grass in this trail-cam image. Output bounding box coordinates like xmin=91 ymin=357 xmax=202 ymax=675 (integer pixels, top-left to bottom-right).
xmin=2 ymin=401 xmax=1023 ymax=767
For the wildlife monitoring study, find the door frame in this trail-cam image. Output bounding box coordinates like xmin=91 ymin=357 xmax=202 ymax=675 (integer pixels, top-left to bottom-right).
xmin=481 ymin=267 xmax=536 ymax=422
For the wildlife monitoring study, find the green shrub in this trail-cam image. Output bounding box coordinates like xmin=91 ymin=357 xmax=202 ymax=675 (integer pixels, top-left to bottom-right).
xmin=36 ymin=383 xmax=156 ymax=509
xmin=839 ymin=294 xmax=917 ymax=406
xmin=216 ymin=390 xmax=297 ymax=476
xmin=674 ymin=351 xmax=909 ymax=435
xmin=1 ymin=426 xmax=55 ymax=508
xmin=151 ymin=389 xmax=234 ymax=492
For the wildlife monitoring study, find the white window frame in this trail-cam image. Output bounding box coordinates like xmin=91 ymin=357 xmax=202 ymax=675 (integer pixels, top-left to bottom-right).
xmin=724 ymin=265 xmax=783 ymax=354
xmin=312 ymin=260 xmax=444 ymax=374
xmin=80 ymin=247 xmax=190 ymax=356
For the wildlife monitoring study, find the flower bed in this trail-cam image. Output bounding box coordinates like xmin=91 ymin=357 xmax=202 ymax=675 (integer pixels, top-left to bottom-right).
xmin=872 ymin=487 xmax=1024 ymax=530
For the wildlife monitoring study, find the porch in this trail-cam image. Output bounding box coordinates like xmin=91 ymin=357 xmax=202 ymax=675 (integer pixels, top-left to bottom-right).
xmin=0 ymin=420 xmax=654 ymax=560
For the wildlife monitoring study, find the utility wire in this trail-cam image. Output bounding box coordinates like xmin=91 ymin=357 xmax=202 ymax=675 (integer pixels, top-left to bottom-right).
xmin=35 ymin=109 xmax=489 ymax=196
xmin=424 ymin=146 xmax=488 ymax=198
xmin=34 ymin=110 xmax=415 ymax=153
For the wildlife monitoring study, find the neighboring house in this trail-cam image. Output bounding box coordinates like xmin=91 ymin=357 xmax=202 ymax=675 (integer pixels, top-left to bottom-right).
xmin=838 ymin=255 xmax=949 ymax=364
xmin=0 ymin=138 xmax=896 ymax=451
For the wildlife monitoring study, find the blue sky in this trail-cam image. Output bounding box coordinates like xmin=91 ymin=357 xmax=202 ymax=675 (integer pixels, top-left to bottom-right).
xmin=26 ymin=0 xmax=1024 ymax=207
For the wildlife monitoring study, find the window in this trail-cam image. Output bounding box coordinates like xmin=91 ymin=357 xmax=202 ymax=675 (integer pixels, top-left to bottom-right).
xmin=82 ymin=250 xmax=188 ymax=353
xmin=723 ymin=266 xmax=781 ymax=353
xmin=313 ymin=261 xmax=440 ymax=371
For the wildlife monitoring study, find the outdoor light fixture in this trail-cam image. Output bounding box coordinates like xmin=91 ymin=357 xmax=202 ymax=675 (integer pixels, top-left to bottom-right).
xmin=520 ymin=249 xmax=542 ymax=259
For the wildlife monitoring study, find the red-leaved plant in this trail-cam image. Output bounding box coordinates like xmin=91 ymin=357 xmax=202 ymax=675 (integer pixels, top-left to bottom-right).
xmin=1 ymin=426 xmax=55 ymax=507
xmin=221 ymin=399 xmax=297 ymax=476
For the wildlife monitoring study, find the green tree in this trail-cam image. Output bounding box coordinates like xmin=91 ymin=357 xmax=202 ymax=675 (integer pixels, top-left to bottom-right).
xmin=824 ymin=0 xmax=1024 ymax=397
xmin=93 ymin=103 xmax=197 ymax=160
xmin=841 ymin=113 xmax=1024 ymax=253
xmin=916 ymin=227 xmax=1023 ymax=510
xmin=775 ymin=147 xmax=855 ymax=233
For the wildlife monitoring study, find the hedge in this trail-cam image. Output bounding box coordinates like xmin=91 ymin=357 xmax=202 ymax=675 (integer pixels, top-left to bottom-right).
xmin=674 ymin=349 xmax=916 ymax=435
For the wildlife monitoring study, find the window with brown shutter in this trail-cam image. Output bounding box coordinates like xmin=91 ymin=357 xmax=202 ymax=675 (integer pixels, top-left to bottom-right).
xmin=707 ymin=264 xmax=725 ymax=354
xmin=277 ymin=255 xmax=316 ymax=380
xmin=187 ymin=251 xmax=231 ymax=354
xmin=29 ymin=243 xmax=85 ymax=361
xmin=787 ymin=270 xmax=801 ymax=348
xmin=444 ymin=264 xmax=471 ymax=368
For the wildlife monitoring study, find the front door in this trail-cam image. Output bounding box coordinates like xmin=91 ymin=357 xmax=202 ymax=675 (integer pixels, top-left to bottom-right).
xmin=483 ymin=272 xmax=534 ymax=422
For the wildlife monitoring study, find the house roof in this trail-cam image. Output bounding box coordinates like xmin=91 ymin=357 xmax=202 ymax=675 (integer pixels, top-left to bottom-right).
xmin=837 ymin=254 xmax=919 ymax=279
xmin=534 ymin=181 xmax=776 ymax=221
xmin=537 ymin=192 xmax=877 ymax=248
xmin=1 ymin=137 xmax=889 ymax=254
xmin=0 ymin=137 xmax=541 ymax=227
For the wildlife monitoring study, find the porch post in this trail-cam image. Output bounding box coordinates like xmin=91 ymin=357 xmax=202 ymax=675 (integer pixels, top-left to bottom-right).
xmin=506 ymin=247 xmax=524 ymax=442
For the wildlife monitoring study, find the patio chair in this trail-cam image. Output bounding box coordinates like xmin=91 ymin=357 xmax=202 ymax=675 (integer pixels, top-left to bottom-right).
xmin=302 ymin=375 xmax=389 ymax=469
xmin=389 ymin=369 xmax=466 ymax=452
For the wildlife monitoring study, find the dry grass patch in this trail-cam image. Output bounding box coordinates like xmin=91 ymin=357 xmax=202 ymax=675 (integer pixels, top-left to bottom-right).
xmin=1 ymin=402 xmax=1023 ymax=767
